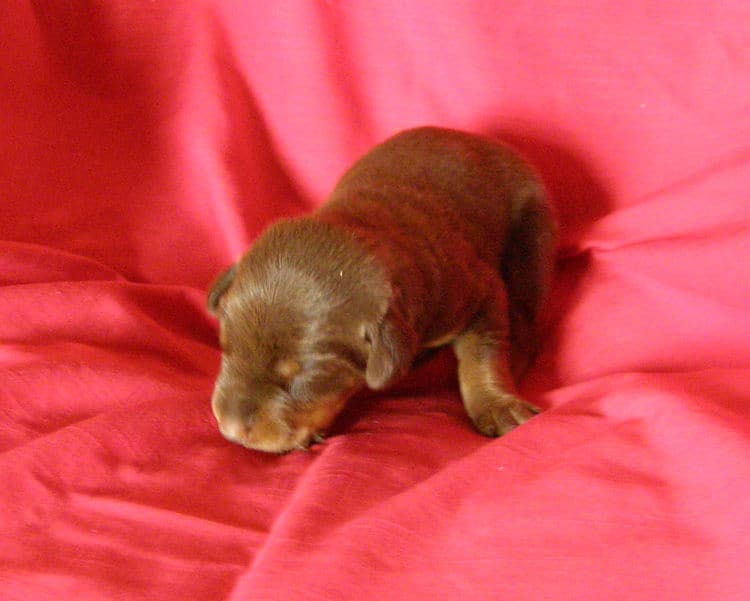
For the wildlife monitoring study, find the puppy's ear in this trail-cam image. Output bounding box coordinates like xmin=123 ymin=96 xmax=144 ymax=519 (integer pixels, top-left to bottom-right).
xmin=364 ymin=309 xmax=417 ymax=390
xmin=207 ymin=264 xmax=237 ymax=317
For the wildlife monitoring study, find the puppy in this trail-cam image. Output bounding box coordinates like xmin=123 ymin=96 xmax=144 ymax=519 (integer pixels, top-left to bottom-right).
xmin=207 ymin=127 xmax=557 ymax=453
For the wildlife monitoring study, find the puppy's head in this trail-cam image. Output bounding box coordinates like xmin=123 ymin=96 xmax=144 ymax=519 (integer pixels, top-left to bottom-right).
xmin=207 ymin=219 xmax=415 ymax=453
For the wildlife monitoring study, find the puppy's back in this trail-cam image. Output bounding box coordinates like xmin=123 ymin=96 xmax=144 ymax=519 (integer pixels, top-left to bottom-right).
xmin=321 ymin=126 xmax=543 ymax=266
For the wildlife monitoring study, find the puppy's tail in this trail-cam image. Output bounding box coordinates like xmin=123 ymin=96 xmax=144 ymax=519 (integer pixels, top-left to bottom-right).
xmin=501 ymin=186 xmax=557 ymax=382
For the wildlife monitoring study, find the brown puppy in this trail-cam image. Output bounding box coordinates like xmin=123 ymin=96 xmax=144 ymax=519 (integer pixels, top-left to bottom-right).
xmin=207 ymin=127 xmax=556 ymax=453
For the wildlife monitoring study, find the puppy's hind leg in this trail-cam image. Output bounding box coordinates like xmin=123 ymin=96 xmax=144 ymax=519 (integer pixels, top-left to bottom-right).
xmin=501 ymin=190 xmax=557 ymax=381
xmin=453 ymin=282 xmax=540 ymax=437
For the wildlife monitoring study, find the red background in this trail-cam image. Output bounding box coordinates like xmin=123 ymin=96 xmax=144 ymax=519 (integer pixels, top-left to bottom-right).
xmin=2 ymin=2 xmax=749 ymax=599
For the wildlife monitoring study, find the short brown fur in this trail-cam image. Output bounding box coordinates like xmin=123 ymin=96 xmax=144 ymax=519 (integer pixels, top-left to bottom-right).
xmin=208 ymin=127 xmax=557 ymax=453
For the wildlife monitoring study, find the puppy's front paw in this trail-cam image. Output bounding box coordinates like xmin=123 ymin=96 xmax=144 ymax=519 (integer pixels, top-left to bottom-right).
xmin=470 ymin=395 xmax=540 ymax=437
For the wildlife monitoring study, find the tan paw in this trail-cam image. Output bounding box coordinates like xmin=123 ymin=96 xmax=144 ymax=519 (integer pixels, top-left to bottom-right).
xmin=470 ymin=395 xmax=541 ymax=437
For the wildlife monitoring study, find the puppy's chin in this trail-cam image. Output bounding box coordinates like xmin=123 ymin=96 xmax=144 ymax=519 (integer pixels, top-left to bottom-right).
xmin=244 ymin=429 xmax=318 ymax=454
xmin=218 ymin=419 xmax=315 ymax=454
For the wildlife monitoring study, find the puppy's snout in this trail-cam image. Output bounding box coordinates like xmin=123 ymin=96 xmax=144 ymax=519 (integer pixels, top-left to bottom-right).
xmin=211 ymin=382 xmax=253 ymax=442
xmin=213 ymin=395 xmax=257 ymax=446
xmin=211 ymin=375 xmax=319 ymax=453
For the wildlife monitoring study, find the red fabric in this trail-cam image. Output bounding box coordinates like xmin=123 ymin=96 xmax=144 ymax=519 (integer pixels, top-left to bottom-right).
xmin=2 ymin=2 xmax=750 ymax=599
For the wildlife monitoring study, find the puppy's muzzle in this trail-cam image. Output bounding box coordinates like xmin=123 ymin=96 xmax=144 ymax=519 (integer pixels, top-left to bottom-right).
xmin=211 ymin=383 xmax=319 ymax=453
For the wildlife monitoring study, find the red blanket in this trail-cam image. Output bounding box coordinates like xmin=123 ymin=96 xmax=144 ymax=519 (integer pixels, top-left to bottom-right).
xmin=2 ymin=2 xmax=749 ymax=599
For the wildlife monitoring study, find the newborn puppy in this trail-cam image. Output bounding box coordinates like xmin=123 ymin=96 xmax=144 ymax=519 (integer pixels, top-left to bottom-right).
xmin=207 ymin=126 xmax=556 ymax=453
